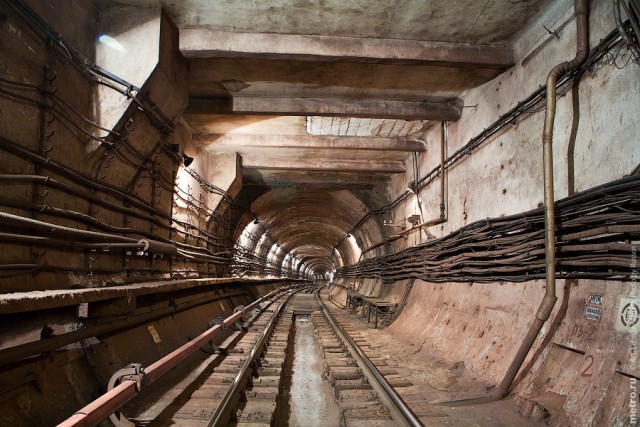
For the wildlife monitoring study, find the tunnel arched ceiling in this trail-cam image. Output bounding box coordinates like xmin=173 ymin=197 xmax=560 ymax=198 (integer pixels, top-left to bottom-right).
xmin=248 ymin=189 xmax=378 ymax=271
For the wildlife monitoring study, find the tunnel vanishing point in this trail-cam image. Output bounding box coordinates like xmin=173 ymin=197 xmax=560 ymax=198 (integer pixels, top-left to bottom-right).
xmin=0 ymin=0 xmax=639 ymax=426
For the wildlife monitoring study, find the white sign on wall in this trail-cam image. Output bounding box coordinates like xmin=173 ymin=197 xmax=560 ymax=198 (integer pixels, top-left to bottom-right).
xmin=615 ymin=297 xmax=640 ymax=333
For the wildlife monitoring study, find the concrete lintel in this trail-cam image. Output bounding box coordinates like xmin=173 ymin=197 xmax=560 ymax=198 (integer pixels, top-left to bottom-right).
xmin=188 ymin=97 xmax=463 ymax=121
xmin=194 ymin=133 xmax=427 ymax=152
xmin=241 ymin=156 xmax=405 ymax=173
xmin=180 ymin=29 xmax=514 ymax=68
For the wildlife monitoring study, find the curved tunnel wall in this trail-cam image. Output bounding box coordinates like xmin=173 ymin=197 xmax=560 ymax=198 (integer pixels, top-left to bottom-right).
xmin=0 ymin=0 xmax=638 ymax=426
xmin=329 ymin=0 xmax=639 ymax=425
xmin=233 ymin=188 xmax=381 ymax=279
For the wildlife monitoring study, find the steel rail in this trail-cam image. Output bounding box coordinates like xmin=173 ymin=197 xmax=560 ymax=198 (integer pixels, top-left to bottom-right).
xmin=56 ymin=287 xmax=290 ymax=427
xmin=316 ymin=292 xmax=423 ymax=427
xmin=207 ymin=287 xmax=306 ymax=426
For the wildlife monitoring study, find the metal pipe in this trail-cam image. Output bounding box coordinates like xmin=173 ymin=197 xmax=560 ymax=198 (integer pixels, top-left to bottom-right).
xmin=0 ymin=211 xmax=177 ymax=255
xmin=57 ymin=287 xmax=287 ymax=427
xmin=539 ymin=0 xmax=589 ymax=326
xmin=439 ymin=121 xmax=446 ymax=220
xmin=434 ymin=0 xmax=589 ymax=406
xmin=513 ymin=71 xmax=585 ymax=391
xmin=386 ymin=122 xmax=449 ymax=240
xmin=0 ymin=232 xmax=141 ymax=251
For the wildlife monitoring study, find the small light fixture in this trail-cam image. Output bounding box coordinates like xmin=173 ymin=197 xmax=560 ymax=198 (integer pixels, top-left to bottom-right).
xmin=182 ymin=153 xmax=194 ymax=167
xmin=407 ymin=214 xmax=421 ymax=227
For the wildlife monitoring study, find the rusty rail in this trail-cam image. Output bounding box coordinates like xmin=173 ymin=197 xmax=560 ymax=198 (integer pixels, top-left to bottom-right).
xmin=56 ymin=287 xmax=290 ymax=427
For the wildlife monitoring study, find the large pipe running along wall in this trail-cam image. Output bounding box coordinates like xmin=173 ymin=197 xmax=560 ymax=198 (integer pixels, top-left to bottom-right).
xmin=480 ymin=0 xmax=590 ymax=403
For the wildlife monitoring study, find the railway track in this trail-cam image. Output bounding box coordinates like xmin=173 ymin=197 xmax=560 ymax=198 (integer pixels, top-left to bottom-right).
xmin=89 ymin=286 xmax=421 ymax=427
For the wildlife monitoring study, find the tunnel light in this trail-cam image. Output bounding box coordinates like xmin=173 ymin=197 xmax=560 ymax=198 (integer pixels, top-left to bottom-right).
xmin=182 ymin=153 xmax=194 ymax=167
xmin=98 ymin=35 xmax=126 ymax=52
xmin=407 ymin=214 xmax=421 ymax=226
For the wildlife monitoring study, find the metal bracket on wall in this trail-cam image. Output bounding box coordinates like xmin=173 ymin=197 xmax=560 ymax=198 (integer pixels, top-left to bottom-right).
xmin=107 ymin=363 xmax=146 ymax=427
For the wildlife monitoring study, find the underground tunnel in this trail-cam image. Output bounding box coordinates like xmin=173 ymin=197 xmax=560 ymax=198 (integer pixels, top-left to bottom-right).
xmin=0 ymin=0 xmax=639 ymax=425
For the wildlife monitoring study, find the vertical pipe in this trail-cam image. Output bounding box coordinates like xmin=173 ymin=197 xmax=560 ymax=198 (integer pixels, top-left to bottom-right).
xmin=499 ymin=0 xmax=590 ymax=398
xmin=439 ymin=121 xmax=446 ymax=220
xmin=434 ymin=0 xmax=589 ymax=406
xmin=397 ymin=121 xmax=448 ymax=236
xmin=510 ymin=71 xmax=584 ymax=391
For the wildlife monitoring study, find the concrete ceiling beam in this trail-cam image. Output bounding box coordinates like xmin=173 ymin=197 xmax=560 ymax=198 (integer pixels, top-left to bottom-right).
xmin=188 ymin=97 xmax=463 ymax=121
xmin=241 ymin=157 xmax=405 ymax=173
xmin=180 ymin=29 xmax=514 ymax=69
xmin=194 ymin=133 xmax=426 ymax=152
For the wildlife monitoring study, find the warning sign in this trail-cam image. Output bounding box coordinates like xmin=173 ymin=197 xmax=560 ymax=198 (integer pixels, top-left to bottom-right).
xmin=615 ymin=297 xmax=640 ymax=333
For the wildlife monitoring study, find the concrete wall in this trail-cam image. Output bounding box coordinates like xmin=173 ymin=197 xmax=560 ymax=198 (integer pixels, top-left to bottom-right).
xmin=0 ymin=0 xmax=100 ymax=292
xmin=0 ymin=2 xmax=266 ymax=424
xmin=375 ymin=0 xmax=638 ymax=424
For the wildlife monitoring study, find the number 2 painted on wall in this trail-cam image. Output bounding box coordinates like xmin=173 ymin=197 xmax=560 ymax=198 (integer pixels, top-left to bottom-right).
xmin=581 ymin=355 xmax=594 ymax=377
